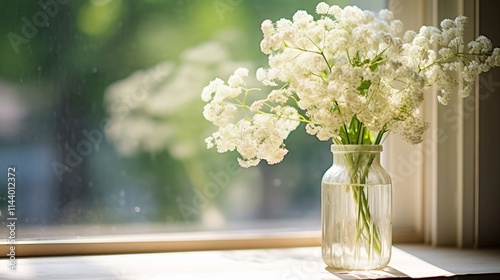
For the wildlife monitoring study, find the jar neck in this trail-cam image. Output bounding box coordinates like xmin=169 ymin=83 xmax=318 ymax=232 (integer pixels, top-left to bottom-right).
xmin=331 ymin=145 xmax=382 ymax=166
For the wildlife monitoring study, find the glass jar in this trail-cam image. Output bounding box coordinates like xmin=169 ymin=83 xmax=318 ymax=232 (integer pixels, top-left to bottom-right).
xmin=321 ymin=145 xmax=392 ymax=270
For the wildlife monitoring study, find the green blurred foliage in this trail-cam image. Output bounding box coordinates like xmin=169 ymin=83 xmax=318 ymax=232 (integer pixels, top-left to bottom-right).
xmin=0 ymin=0 xmax=383 ymax=231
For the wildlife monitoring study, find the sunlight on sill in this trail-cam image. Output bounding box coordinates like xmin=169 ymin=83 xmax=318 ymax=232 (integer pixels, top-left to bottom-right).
xmin=1 ymin=245 xmax=499 ymax=279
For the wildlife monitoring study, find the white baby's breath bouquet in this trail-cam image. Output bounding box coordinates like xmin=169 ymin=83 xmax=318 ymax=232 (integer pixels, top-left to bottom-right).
xmin=201 ymin=3 xmax=500 ymax=267
xmin=202 ymin=3 xmax=500 ymax=167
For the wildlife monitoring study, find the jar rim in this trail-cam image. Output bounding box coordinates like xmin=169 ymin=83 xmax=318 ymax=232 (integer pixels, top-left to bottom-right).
xmin=330 ymin=144 xmax=383 ymax=153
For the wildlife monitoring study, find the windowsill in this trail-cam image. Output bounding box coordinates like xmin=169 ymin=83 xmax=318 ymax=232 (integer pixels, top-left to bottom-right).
xmin=2 ymin=245 xmax=499 ymax=279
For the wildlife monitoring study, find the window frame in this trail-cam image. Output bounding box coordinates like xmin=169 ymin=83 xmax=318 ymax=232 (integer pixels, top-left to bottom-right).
xmin=387 ymin=0 xmax=485 ymax=248
xmin=420 ymin=0 xmax=478 ymax=248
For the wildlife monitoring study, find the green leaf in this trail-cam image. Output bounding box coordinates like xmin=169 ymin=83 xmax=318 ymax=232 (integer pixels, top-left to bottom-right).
xmin=370 ymin=54 xmax=384 ymax=71
xmin=342 ymin=115 xmax=376 ymax=145
xmin=320 ymin=70 xmax=329 ymax=79
xmin=339 ymin=125 xmax=349 ymax=144
xmin=357 ymin=80 xmax=372 ymax=96
xmin=362 ymin=130 xmax=375 ymax=144
xmin=348 ymin=116 xmax=360 ymax=143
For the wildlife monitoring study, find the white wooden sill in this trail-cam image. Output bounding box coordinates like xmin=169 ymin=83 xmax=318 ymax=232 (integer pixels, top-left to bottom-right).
xmin=1 ymin=245 xmax=499 ymax=279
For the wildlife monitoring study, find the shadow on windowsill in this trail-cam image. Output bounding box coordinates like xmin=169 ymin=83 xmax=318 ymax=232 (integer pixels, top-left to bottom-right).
xmin=325 ymin=266 xmax=410 ymax=279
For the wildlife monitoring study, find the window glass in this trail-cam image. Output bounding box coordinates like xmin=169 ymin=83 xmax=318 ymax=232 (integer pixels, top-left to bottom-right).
xmin=0 ymin=0 xmax=385 ymax=240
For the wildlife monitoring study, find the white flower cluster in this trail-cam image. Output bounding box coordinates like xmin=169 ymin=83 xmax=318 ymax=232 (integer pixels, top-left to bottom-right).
xmin=105 ymin=39 xmax=253 ymax=160
xmin=202 ymin=68 xmax=300 ymax=167
xmin=202 ymin=2 xmax=500 ymax=167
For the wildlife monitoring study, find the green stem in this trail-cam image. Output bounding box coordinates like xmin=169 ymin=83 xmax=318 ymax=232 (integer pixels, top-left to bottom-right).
xmin=340 ymin=118 xmax=385 ymax=258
